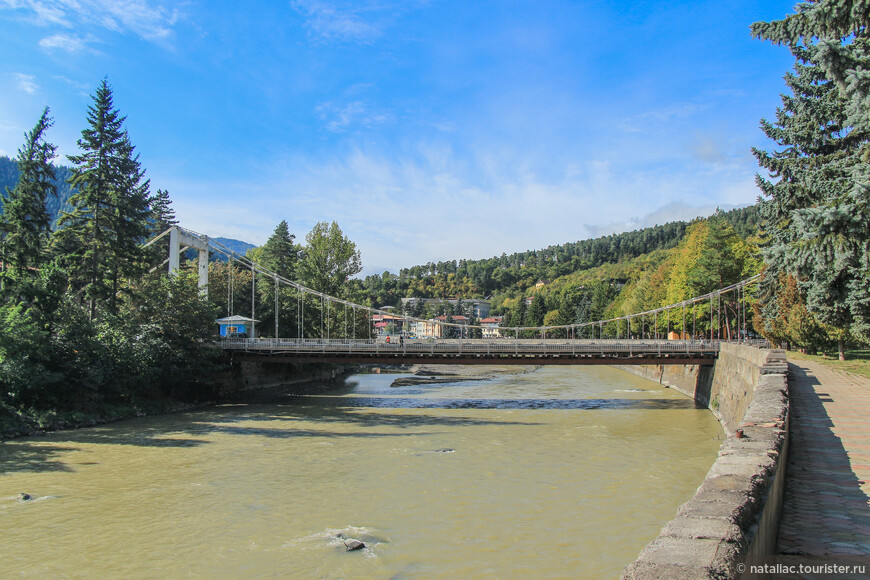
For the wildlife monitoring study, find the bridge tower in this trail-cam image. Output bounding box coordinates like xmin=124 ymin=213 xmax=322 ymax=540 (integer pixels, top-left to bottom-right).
xmin=168 ymin=226 xmax=209 ymax=297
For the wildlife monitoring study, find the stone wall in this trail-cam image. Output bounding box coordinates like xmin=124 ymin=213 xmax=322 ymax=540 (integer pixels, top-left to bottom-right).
xmin=619 ymin=344 xmax=789 ymax=579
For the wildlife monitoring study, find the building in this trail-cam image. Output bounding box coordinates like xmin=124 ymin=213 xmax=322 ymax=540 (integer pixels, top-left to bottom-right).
xmin=400 ymin=298 xmax=491 ymax=319
xmin=215 ymin=315 xmax=258 ymax=338
xmin=413 ymin=319 xmax=443 ymax=339
xmin=371 ymin=313 xmax=406 ymax=336
xmin=479 ymin=316 xmax=504 ymax=338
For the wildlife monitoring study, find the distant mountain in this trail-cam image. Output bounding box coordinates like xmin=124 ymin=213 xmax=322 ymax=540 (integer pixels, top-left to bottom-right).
xmin=209 ymin=237 xmax=257 ymax=261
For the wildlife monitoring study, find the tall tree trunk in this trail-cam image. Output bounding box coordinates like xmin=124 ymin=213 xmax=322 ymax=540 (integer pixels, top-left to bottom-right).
xmin=838 ymin=337 xmax=846 ymax=361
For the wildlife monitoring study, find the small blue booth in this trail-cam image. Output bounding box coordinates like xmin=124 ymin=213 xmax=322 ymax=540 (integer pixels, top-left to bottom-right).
xmin=215 ymin=315 xmax=259 ymax=338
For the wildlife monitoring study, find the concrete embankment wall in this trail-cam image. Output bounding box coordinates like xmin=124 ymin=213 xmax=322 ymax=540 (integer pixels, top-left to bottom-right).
xmin=619 ymin=343 xmax=789 ymax=579
xmin=211 ymin=359 xmax=353 ymax=401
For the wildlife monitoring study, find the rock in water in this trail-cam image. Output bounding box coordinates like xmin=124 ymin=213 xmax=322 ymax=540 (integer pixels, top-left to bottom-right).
xmin=19 ymin=493 xmax=31 ymax=501
xmin=344 ymin=539 xmax=366 ymax=551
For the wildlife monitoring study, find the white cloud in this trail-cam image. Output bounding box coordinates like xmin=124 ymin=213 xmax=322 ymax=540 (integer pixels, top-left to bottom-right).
xmin=1 ymin=0 xmax=180 ymax=44
xmin=169 ymin=136 xmax=761 ymax=270
xmin=14 ymin=73 xmax=38 ymax=94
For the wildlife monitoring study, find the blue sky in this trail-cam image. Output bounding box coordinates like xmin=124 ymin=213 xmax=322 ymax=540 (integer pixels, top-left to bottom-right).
xmin=1 ymin=0 xmax=797 ymax=274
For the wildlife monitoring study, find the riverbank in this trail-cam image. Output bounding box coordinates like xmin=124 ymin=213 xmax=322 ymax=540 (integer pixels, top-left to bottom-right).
xmin=0 ymin=360 xmax=355 ymax=441
xmin=0 ymin=397 xmax=209 ymax=441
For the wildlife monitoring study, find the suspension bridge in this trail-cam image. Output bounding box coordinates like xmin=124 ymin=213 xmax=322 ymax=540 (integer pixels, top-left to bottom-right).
xmin=149 ymin=226 xmax=765 ymax=366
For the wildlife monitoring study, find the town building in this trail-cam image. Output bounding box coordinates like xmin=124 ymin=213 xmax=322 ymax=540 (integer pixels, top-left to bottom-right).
xmin=400 ymin=297 xmax=491 ymax=319
xmin=479 ymin=316 xmax=504 ymax=338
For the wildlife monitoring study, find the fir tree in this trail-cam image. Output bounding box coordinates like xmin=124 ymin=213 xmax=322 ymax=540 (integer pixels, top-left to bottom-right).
xmin=1 ymin=107 xmax=57 ymax=275
xmin=55 ymin=79 xmax=152 ymax=319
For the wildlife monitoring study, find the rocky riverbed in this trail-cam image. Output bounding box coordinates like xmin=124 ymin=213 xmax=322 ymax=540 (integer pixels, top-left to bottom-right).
xmin=389 ymin=364 xmax=540 ymax=387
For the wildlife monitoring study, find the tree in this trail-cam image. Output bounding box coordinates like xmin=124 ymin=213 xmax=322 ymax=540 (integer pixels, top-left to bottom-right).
xmin=753 ymin=42 xmax=870 ymax=358
xmin=1 ymin=107 xmax=57 ymax=278
xmin=261 ymin=220 xmax=298 ymax=279
xmin=149 ymin=188 xmax=177 ymax=234
xmin=54 ymin=79 xmax=152 ymax=319
xmin=297 ymin=221 xmax=361 ymax=297
xmin=751 ymin=1 xmax=870 ymax=144
xmin=685 ymin=213 xmax=749 ymax=296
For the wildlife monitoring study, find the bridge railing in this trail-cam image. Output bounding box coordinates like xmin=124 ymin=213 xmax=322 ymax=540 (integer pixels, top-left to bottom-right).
xmin=219 ymin=337 xmax=726 ymax=356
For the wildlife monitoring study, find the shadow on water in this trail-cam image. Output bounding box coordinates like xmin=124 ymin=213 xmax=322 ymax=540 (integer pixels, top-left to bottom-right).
xmin=0 ymin=443 xmax=77 ymax=476
xmin=0 ymin=376 xmax=703 ymax=475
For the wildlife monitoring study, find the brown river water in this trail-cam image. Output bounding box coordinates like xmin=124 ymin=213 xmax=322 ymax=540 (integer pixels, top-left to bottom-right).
xmin=1 ymin=365 xmax=721 ymax=579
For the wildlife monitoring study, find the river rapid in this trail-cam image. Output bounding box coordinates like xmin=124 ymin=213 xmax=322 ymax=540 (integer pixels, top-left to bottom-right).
xmin=1 ymin=365 xmax=722 ymax=579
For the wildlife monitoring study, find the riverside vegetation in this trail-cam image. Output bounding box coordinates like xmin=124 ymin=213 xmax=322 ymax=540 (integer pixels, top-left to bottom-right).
xmin=2 ymin=1 xmax=870 ymax=434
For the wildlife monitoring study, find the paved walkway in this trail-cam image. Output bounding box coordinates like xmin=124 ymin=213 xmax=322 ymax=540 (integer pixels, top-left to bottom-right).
xmin=777 ymin=359 xmax=870 ymax=557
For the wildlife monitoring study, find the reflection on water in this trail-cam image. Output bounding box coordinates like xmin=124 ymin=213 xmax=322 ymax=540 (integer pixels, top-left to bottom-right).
xmin=0 ymin=365 xmax=721 ymax=579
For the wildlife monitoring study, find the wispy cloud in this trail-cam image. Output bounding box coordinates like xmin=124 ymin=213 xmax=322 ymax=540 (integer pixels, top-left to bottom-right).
xmin=39 ymin=32 xmax=101 ymax=53
xmin=290 ymin=0 xmax=428 ymax=43
xmin=291 ymin=0 xmax=383 ymax=43
xmin=618 ymin=101 xmax=712 ymax=133
xmin=1 ymin=0 xmax=181 ymax=44
xmin=14 ymin=72 xmax=38 ymax=94
xmin=315 ymin=100 xmax=393 ymax=132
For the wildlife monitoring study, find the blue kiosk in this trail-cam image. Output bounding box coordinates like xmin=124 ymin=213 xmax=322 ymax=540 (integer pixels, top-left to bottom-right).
xmin=215 ymin=315 xmax=258 ymax=338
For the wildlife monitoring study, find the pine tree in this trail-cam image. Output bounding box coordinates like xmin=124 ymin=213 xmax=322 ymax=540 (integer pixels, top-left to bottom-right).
xmin=753 ymin=42 xmax=870 ymax=358
xmin=1 ymin=107 xmax=57 ymax=275
xmin=55 ymin=79 xmax=152 ymax=319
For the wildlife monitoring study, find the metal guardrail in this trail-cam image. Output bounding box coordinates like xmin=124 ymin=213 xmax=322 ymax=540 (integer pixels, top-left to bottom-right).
xmin=218 ymin=337 xmax=755 ymax=357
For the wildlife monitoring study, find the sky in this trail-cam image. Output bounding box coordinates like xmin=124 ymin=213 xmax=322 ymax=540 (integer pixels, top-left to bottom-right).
xmin=0 ymin=0 xmax=799 ymax=275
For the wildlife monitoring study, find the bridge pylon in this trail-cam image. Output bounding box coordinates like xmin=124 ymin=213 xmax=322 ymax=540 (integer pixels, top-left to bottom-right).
xmin=168 ymin=226 xmax=209 ymax=297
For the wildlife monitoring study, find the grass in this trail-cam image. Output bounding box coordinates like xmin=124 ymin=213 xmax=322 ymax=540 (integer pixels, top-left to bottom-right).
xmin=784 ymin=348 xmax=870 ymax=381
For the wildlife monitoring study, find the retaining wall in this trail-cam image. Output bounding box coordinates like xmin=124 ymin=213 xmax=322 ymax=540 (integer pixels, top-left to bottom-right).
xmin=212 ymin=359 xmax=352 ymax=400
xmin=619 ymin=343 xmax=789 ymax=579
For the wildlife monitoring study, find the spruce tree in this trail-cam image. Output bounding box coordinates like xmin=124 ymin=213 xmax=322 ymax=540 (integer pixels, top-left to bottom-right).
xmin=752 ymin=2 xmax=870 ymax=139
xmin=753 ymin=43 xmax=870 ymax=358
xmin=1 ymin=107 xmax=57 ymax=275
xmin=55 ymin=79 xmax=152 ymax=319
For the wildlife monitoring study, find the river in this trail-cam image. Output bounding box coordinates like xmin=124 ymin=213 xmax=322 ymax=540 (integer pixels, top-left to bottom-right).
xmin=1 ymin=365 xmax=721 ymax=579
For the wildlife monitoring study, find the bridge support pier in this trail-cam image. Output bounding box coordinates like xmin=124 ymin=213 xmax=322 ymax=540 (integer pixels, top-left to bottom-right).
xmin=168 ymin=226 xmax=209 ymax=297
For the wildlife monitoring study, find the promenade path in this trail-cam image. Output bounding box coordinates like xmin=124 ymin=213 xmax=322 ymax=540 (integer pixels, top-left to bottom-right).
xmin=777 ymin=359 xmax=870 ymax=558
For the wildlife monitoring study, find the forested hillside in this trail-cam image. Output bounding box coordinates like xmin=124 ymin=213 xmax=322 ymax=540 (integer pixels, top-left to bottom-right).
xmin=0 ymin=155 xmax=75 ymax=226
xmin=362 ymin=204 xmax=761 ymax=309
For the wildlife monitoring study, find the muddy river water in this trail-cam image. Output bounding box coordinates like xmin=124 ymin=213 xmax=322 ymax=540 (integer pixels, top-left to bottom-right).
xmin=1 ymin=365 xmax=722 ymax=579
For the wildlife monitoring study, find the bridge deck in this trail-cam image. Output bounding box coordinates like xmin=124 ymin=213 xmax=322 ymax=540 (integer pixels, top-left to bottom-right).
xmin=221 ymin=338 xmax=722 ymax=365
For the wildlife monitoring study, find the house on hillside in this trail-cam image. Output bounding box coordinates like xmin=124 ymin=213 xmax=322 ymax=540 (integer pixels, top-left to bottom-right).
xmin=480 ymin=316 xmax=503 ymax=338
xmin=400 ymin=297 xmax=491 ymax=319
